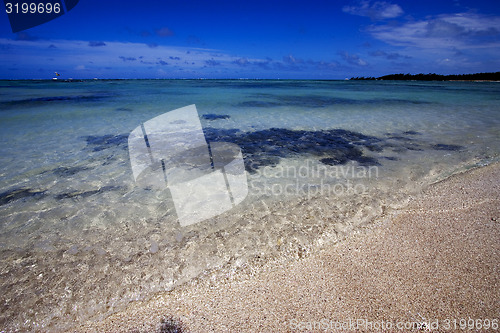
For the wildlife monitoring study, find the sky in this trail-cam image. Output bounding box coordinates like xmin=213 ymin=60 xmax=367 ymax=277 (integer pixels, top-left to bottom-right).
xmin=1 ymin=0 xmax=500 ymax=79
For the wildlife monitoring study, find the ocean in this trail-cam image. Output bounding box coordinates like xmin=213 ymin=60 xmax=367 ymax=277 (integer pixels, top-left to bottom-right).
xmin=0 ymin=79 xmax=499 ymax=331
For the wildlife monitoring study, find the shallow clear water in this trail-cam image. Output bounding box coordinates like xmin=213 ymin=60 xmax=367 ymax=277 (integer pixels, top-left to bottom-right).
xmin=0 ymin=80 xmax=499 ymax=331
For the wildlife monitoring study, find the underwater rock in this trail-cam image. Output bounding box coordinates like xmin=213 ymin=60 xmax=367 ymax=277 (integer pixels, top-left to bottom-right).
xmin=202 ymin=114 xmax=231 ymax=120
xmin=237 ymin=101 xmax=282 ymax=108
xmin=52 ymin=166 xmax=89 ymax=177
xmin=203 ymin=127 xmax=382 ymax=172
xmin=83 ymin=134 xmax=128 ymax=151
xmin=0 ymin=188 xmax=46 ymax=206
xmin=403 ymin=130 xmax=421 ymax=135
xmin=432 ymin=143 xmax=462 ymax=151
xmin=55 ymin=185 xmax=123 ymax=200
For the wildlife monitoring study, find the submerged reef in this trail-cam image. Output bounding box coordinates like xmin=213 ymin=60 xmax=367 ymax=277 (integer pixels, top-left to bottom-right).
xmin=0 ymin=188 xmax=46 ymax=206
xmin=80 ymin=127 xmax=462 ymax=174
xmin=202 ymin=114 xmax=231 ymax=120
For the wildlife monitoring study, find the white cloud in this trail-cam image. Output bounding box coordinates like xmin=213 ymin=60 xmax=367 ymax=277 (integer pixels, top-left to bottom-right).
xmin=368 ymin=13 xmax=500 ymax=49
xmin=364 ymin=12 xmax=500 ymax=73
xmin=343 ymin=0 xmax=403 ymax=20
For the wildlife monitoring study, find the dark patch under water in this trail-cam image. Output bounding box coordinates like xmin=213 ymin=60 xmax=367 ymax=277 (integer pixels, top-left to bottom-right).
xmin=202 ymin=114 xmax=230 ymax=120
xmin=80 ymin=127 xmax=462 ymax=173
xmin=432 ymin=143 xmax=462 ymax=151
xmin=204 ymin=127 xmax=383 ymax=171
xmin=237 ymin=101 xmax=285 ymax=108
xmin=83 ymin=134 xmax=128 ymax=151
xmin=115 ymin=107 xmax=133 ymax=112
xmin=237 ymin=95 xmax=351 ymax=108
xmin=387 ymin=135 xmax=413 ymax=141
xmin=204 ymin=127 xmax=463 ymax=171
xmin=55 ymin=185 xmax=124 ymax=200
xmin=0 ymin=188 xmax=46 ymax=206
xmin=237 ymin=95 xmax=432 ymax=108
xmin=1 ymin=94 xmax=113 ymax=109
xmin=52 ymin=166 xmax=90 ymax=177
xmin=403 ymin=130 xmax=422 ymax=135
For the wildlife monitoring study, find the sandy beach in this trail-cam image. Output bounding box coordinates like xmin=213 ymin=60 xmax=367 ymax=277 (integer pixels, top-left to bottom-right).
xmin=72 ymin=163 xmax=500 ymax=332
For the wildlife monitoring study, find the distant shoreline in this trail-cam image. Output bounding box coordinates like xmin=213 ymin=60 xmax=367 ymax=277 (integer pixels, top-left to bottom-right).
xmin=1 ymin=78 xmax=500 ymax=83
xmin=350 ymin=71 xmax=500 ymax=81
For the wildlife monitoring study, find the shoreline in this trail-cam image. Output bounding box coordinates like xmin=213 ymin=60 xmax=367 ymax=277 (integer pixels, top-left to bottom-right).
xmin=72 ymin=162 xmax=500 ymax=332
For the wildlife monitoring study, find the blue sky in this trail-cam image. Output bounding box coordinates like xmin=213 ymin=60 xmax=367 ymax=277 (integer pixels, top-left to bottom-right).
xmin=1 ymin=0 xmax=500 ymax=79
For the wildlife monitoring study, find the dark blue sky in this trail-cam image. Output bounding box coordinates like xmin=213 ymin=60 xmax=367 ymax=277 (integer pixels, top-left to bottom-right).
xmin=1 ymin=0 xmax=500 ymax=79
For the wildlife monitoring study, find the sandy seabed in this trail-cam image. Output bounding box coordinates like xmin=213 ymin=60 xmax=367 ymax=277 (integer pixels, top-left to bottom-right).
xmin=73 ymin=163 xmax=500 ymax=332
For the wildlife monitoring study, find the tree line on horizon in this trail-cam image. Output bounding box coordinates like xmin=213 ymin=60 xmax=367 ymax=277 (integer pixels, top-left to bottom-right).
xmin=350 ymin=71 xmax=500 ymax=81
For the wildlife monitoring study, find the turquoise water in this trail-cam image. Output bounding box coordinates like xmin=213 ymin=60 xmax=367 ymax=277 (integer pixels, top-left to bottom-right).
xmin=0 ymin=80 xmax=499 ymax=331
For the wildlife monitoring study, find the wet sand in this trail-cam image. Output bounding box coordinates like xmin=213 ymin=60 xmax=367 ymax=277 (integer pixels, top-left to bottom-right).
xmin=73 ymin=163 xmax=500 ymax=332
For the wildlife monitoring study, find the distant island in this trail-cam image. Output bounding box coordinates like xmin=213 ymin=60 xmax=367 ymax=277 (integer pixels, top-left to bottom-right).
xmin=350 ymin=71 xmax=500 ymax=81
